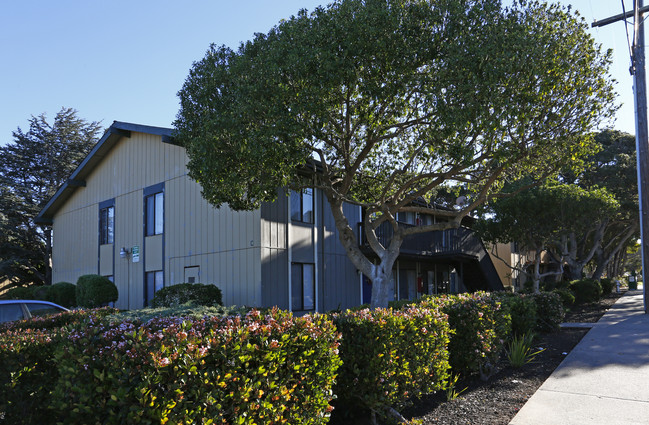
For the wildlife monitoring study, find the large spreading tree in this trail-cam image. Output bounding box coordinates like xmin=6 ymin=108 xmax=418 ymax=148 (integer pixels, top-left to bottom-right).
xmin=0 ymin=108 xmax=101 ymax=289
xmin=175 ymin=0 xmax=616 ymax=307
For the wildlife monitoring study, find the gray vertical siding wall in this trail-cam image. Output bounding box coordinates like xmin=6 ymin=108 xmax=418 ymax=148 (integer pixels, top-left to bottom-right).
xmin=260 ymin=189 xmax=362 ymax=312
xmin=320 ymin=196 xmax=362 ymax=311
xmin=260 ymin=189 xmax=289 ymax=309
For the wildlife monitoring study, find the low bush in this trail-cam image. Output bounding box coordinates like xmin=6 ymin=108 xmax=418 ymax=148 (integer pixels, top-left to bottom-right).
xmin=106 ymin=302 xmax=247 ymax=324
xmin=499 ymin=293 xmax=538 ymax=337
xmin=332 ymin=305 xmax=450 ymax=420
xmin=151 ymin=282 xmax=222 ymax=307
xmin=76 ymin=274 xmax=118 ymax=308
xmin=4 ymin=286 xmax=39 ymax=300
xmin=531 ymin=291 xmax=565 ymax=332
xmin=570 ymin=279 xmax=602 ymax=304
xmin=599 ymin=278 xmax=614 ymax=296
xmin=45 ymin=282 xmax=76 ymax=307
xmin=0 ymin=327 xmax=62 ymax=423
xmin=552 ymin=288 xmax=575 ymax=308
xmin=29 ymin=309 xmax=340 ymax=424
xmin=419 ymin=292 xmax=511 ymax=377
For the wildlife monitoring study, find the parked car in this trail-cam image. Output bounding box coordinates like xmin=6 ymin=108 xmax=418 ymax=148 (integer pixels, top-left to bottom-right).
xmin=0 ymin=300 xmax=69 ymax=323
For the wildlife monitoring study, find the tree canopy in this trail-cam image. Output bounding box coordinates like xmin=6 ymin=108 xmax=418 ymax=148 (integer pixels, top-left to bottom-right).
xmin=175 ymin=0 xmax=616 ymax=307
xmin=0 ymin=108 xmax=101 ymax=289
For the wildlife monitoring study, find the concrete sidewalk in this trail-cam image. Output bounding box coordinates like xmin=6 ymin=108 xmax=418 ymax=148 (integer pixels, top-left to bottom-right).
xmin=510 ymin=290 xmax=649 ymax=425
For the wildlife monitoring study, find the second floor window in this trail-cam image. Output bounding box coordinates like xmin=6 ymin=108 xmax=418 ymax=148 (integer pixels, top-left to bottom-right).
xmin=145 ymin=192 xmax=164 ymax=236
xmin=99 ymin=205 xmax=114 ymax=244
xmin=290 ymin=188 xmax=314 ymax=223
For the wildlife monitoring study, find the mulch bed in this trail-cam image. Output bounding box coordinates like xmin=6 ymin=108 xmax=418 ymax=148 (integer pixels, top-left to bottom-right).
xmin=331 ymin=291 xmax=625 ymax=425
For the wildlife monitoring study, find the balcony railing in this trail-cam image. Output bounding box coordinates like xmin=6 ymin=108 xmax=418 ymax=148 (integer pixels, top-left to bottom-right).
xmin=358 ymin=221 xmax=483 ymax=257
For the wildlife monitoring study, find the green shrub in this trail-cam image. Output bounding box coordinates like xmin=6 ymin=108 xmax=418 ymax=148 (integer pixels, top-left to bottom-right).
xmin=531 ymin=292 xmax=565 ymax=332
xmin=49 ymin=309 xmax=340 ymax=424
xmin=599 ymin=278 xmax=614 ymax=296
xmin=570 ymin=279 xmax=602 ymax=304
xmin=151 ymin=282 xmax=222 ymax=307
xmin=499 ymin=293 xmax=537 ymax=337
xmin=420 ymin=292 xmax=511 ymax=377
xmin=0 ymin=308 xmax=116 ymax=422
xmin=45 ymin=282 xmax=76 ymax=308
xmin=331 ymin=305 xmax=450 ymax=420
xmin=4 ymin=285 xmax=44 ymax=300
xmin=75 ymin=274 xmax=118 ymax=308
xmin=107 ymin=302 xmax=247 ymax=324
xmin=552 ymin=288 xmax=575 ymax=308
xmin=0 ymin=327 xmax=61 ymax=423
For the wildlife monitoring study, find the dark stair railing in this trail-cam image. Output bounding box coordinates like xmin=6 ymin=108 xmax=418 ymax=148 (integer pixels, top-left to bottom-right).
xmin=358 ymin=221 xmax=503 ymax=290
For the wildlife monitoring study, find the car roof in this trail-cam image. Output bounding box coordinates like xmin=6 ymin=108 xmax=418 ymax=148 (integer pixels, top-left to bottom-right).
xmin=0 ymin=299 xmax=69 ymax=310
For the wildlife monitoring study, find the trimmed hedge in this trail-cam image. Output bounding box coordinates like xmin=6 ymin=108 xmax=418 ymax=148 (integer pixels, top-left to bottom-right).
xmin=599 ymin=278 xmax=614 ymax=296
xmin=332 ymin=305 xmax=450 ymax=418
xmin=1 ymin=308 xmax=341 ymax=424
xmin=45 ymin=282 xmax=76 ymax=308
xmin=499 ymin=293 xmax=538 ymax=337
xmin=570 ymin=279 xmax=602 ymax=304
xmin=419 ymin=292 xmax=511 ymax=377
xmin=552 ymin=288 xmax=575 ymax=308
xmin=151 ymin=282 xmax=223 ymax=307
xmin=530 ymin=292 xmax=565 ymax=332
xmin=76 ymin=274 xmax=118 ymax=308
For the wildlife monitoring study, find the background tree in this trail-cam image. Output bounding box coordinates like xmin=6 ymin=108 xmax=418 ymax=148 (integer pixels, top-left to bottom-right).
xmin=175 ymin=0 xmax=616 ymax=307
xmin=478 ymin=180 xmax=619 ymax=291
xmin=566 ymin=130 xmax=639 ymax=280
xmin=0 ymin=108 xmax=101 ymax=290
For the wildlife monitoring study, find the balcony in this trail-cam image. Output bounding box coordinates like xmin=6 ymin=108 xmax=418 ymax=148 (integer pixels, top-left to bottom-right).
xmin=358 ymin=221 xmax=484 ymax=259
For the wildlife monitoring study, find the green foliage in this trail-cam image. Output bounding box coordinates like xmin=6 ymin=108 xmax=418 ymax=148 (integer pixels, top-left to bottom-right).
xmin=507 ymin=333 xmax=545 ymax=368
xmin=570 ymin=279 xmax=602 ymax=304
xmin=0 ymin=108 xmax=101 ymax=286
xmin=445 ymin=373 xmax=468 ymax=401
xmin=0 ymin=327 xmax=61 ymax=423
xmin=552 ymin=288 xmax=576 ymax=308
xmin=175 ymin=0 xmax=616 ymax=308
xmin=151 ymin=282 xmax=222 ymax=308
xmin=107 ymin=302 xmax=247 ymax=324
xmin=75 ymin=274 xmax=118 ymax=308
xmin=599 ymin=278 xmax=615 ymax=296
xmin=3 ymin=286 xmax=36 ymax=300
xmin=500 ymin=293 xmax=538 ymax=337
xmin=44 ymin=282 xmax=76 ymax=308
xmin=50 ymin=309 xmax=341 ymax=424
xmin=419 ymin=292 xmax=511 ymax=377
xmin=531 ymin=292 xmax=565 ymax=332
xmin=2 ymin=308 xmax=341 ymax=424
xmin=331 ymin=305 xmax=450 ymax=418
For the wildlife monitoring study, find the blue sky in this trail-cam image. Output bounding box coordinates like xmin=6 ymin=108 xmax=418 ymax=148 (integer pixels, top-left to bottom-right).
xmin=0 ymin=1 xmax=639 ymax=145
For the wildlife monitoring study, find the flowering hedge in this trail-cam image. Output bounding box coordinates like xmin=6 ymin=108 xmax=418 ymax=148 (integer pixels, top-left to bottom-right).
xmin=331 ymin=305 xmax=450 ymax=419
xmin=418 ymin=292 xmax=511 ymax=377
xmin=0 ymin=327 xmax=61 ymax=423
xmin=1 ymin=308 xmax=341 ymax=424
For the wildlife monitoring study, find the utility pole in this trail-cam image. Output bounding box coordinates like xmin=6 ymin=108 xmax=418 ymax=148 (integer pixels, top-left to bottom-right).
xmin=593 ymin=1 xmax=649 ymax=313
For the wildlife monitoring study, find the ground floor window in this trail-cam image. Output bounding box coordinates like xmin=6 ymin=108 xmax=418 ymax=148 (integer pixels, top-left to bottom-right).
xmin=145 ymin=270 xmax=163 ymax=306
xmin=291 ymin=263 xmax=315 ymax=311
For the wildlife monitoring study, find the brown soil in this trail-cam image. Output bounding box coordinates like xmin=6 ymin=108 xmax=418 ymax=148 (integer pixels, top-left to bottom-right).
xmin=331 ymin=292 xmax=624 ymax=425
